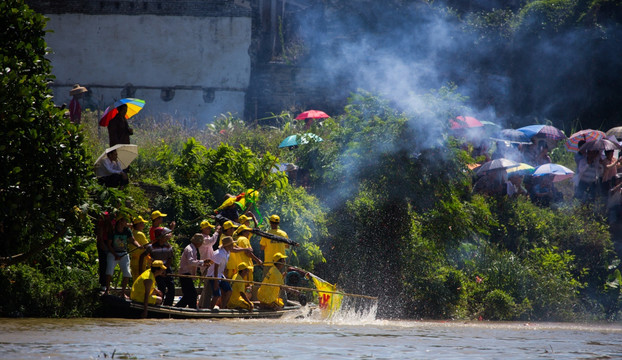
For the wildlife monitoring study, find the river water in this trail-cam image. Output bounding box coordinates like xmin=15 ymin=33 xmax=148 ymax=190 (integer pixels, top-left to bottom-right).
xmin=1 ymin=305 xmax=621 ymax=359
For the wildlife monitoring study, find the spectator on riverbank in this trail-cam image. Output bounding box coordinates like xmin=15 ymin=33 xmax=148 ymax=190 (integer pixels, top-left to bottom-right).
xmin=68 ymin=84 xmax=87 ymax=124
xmin=95 ymin=149 xmax=128 ymax=188
xmin=107 ymin=104 xmax=133 ymax=147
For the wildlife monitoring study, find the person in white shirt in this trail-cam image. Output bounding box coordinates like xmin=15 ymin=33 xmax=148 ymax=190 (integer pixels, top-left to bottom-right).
xmin=96 ymin=150 xmax=128 ymax=187
xmin=176 ymin=233 xmax=211 ymax=309
xmin=207 ymin=236 xmax=234 ymax=309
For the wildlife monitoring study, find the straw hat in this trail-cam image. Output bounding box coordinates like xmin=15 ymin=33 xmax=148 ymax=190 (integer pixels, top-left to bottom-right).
xmin=69 ymin=84 xmax=87 ymax=96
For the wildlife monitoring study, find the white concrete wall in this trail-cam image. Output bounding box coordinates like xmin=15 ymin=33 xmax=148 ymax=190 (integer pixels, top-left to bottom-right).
xmin=44 ymin=14 xmax=251 ymax=124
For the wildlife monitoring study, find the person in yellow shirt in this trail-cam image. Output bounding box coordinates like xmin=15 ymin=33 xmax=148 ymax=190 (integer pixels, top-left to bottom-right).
xmin=257 ymin=252 xmax=287 ymax=310
xmin=221 ymin=221 xmax=261 ymax=279
xmin=230 ymin=225 xmax=261 ymax=281
xmin=228 ymin=262 xmax=254 ymax=311
xmin=129 ymin=216 xmax=150 ymax=279
xmin=259 ymin=215 xmax=289 ymax=266
xmin=130 ymin=260 xmax=167 ymax=318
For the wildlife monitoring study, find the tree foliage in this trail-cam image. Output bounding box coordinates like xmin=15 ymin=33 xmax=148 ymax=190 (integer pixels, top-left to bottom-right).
xmin=0 ymin=0 xmax=92 ymax=261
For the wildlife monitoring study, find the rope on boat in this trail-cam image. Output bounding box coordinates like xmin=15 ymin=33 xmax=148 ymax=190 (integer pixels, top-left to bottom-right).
xmin=170 ymin=273 xmax=378 ymax=300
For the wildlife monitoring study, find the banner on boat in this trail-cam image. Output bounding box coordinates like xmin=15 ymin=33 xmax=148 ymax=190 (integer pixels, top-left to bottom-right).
xmin=310 ymin=274 xmax=342 ymax=318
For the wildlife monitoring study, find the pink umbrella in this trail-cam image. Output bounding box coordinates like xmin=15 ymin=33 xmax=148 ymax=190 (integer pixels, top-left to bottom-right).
xmin=450 ymin=116 xmax=484 ymax=130
xmin=295 ymin=110 xmax=330 ymax=120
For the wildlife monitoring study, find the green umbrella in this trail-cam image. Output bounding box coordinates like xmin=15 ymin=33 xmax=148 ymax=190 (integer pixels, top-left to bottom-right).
xmin=278 ymin=133 xmax=323 ymax=148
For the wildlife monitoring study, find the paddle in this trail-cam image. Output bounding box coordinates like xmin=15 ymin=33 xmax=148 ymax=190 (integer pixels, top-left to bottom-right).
xmin=214 ymin=213 xmax=299 ymax=246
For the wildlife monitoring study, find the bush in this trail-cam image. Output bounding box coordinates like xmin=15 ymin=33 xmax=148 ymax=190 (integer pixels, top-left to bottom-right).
xmin=482 ymin=289 xmax=517 ymax=320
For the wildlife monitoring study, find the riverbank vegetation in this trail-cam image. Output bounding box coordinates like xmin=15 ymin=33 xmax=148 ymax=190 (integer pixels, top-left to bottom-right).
xmin=2 ymin=0 xmax=622 ymax=320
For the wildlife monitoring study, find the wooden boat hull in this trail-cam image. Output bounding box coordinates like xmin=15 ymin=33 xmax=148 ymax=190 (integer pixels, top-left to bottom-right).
xmin=101 ymin=294 xmax=306 ymax=319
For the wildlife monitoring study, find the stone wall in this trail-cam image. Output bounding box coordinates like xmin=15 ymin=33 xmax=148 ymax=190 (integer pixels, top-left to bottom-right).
xmin=29 ymin=0 xmax=252 ymax=125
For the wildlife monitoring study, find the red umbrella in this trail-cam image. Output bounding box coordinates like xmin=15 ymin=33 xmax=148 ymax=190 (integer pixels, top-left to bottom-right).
xmin=450 ymin=116 xmax=484 ymax=130
xmin=295 ymin=110 xmax=330 ymax=120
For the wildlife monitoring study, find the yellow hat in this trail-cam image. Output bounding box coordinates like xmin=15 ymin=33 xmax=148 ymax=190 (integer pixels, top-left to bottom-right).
xmin=223 ymin=221 xmax=237 ymax=230
xmin=151 ymin=260 xmax=167 ymax=270
xmin=234 ymin=224 xmax=252 ymax=236
xmin=237 ymin=262 xmax=253 ymax=271
xmin=133 ymin=215 xmax=148 ymax=225
xmin=272 ymin=252 xmax=287 ymax=262
xmin=221 ymin=236 xmax=234 ymax=247
xmin=151 ymin=210 xmax=167 ymax=220
xmin=200 ymin=220 xmax=214 ymax=230
xmin=269 ymin=214 xmax=280 ymax=223
xmin=238 ymin=214 xmax=250 ymax=223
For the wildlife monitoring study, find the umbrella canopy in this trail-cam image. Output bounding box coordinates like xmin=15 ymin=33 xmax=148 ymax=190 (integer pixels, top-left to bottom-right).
xmin=476 ymin=158 xmax=520 ymax=175
xmin=295 ymin=110 xmax=330 ymax=120
xmin=490 ymin=129 xmax=532 ymax=144
xmin=579 ymin=138 xmax=622 ymax=152
xmin=606 ymin=126 xmax=622 ymax=140
xmin=517 ymin=125 xmax=566 ymax=141
xmin=450 ymin=116 xmax=484 ymax=130
xmin=565 ymin=129 xmax=606 ymax=152
xmin=278 ymin=133 xmax=323 ymax=148
xmin=506 ymin=163 xmax=535 ymax=176
xmin=94 ymin=144 xmax=139 ymax=169
xmin=99 ymin=98 xmax=146 ymax=127
xmin=532 ymin=163 xmax=574 ymax=182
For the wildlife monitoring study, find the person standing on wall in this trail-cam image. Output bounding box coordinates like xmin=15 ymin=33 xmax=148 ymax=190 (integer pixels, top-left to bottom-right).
xmin=68 ymin=84 xmax=87 ymax=124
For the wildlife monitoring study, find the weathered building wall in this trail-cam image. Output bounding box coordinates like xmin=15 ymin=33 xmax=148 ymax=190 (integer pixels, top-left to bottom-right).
xmin=30 ymin=0 xmax=252 ymax=125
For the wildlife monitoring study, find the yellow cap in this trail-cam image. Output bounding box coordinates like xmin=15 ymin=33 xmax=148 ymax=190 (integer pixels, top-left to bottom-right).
xmin=238 ymin=214 xmax=250 ymax=223
xmin=234 ymin=224 xmax=252 ymax=236
xmin=272 ymin=252 xmax=287 ymax=262
xmin=269 ymin=214 xmax=280 ymax=223
xmin=132 ymin=215 xmax=148 ymax=225
xmin=151 ymin=210 xmax=167 ymax=220
xmin=151 ymin=260 xmax=167 ymax=270
xmin=237 ymin=262 xmax=253 ymax=271
xmin=223 ymin=221 xmax=237 ymax=230
xmin=200 ymin=220 xmax=214 ymax=230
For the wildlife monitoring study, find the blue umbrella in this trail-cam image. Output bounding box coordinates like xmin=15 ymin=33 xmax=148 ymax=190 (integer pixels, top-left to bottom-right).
xmin=490 ymin=129 xmax=532 ymax=144
xmin=278 ymin=133 xmax=323 ymax=148
xmin=517 ymin=125 xmax=566 ymax=141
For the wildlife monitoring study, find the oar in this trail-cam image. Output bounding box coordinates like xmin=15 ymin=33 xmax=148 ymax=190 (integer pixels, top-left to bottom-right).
xmin=214 ymin=214 xmax=299 ymax=246
xmin=170 ymin=274 xmax=378 ymax=300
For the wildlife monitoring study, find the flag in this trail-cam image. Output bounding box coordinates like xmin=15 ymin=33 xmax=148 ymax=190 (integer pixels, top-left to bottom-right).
xmin=310 ymin=274 xmax=343 ymax=318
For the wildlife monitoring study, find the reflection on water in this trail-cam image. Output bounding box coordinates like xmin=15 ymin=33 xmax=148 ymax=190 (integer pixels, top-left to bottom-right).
xmin=1 ymin=306 xmax=621 ymax=359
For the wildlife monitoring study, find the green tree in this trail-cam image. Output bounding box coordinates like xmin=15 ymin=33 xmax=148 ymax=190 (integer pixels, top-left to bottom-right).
xmin=0 ymin=0 xmax=92 ymax=263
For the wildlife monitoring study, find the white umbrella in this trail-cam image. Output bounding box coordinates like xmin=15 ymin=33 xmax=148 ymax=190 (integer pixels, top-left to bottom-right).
xmin=475 ymin=158 xmax=520 ymax=176
xmin=532 ymin=163 xmax=574 ymax=182
xmin=94 ymin=144 xmax=138 ymax=169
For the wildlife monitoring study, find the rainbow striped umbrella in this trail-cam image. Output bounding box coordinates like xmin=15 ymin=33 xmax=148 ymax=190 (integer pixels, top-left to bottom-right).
xmin=99 ymin=98 xmax=146 ymax=127
xmin=565 ymin=129 xmax=605 ymax=152
xmin=506 ymin=163 xmax=535 ymax=176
